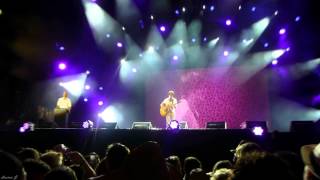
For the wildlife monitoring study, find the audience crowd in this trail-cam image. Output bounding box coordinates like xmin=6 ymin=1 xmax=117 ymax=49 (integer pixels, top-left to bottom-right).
xmin=1 ymin=139 xmax=320 ymax=180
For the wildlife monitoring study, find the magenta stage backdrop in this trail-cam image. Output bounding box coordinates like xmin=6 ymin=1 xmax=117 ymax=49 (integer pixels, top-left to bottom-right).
xmin=145 ymin=68 xmax=270 ymax=129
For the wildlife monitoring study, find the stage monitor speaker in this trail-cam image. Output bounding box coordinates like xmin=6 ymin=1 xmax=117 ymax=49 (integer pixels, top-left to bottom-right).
xmin=245 ymin=121 xmax=267 ymax=130
xmin=132 ymin=122 xmax=152 ymax=129
xmin=290 ymin=121 xmax=314 ymax=132
xmin=99 ymin=122 xmax=117 ymax=129
xmin=179 ymin=121 xmax=188 ymax=129
xmin=206 ymin=121 xmax=227 ymax=129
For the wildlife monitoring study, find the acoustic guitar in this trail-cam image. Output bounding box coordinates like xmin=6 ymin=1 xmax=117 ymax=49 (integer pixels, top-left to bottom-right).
xmin=160 ymin=103 xmax=175 ymax=117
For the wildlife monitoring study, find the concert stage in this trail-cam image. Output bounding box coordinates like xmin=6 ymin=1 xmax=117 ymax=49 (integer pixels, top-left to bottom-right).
xmin=1 ymin=128 xmax=319 ymax=170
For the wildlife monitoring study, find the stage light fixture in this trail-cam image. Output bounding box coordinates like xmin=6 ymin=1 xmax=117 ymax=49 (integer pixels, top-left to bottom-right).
xmin=202 ymin=5 xmax=206 ymax=10
xmin=82 ymin=120 xmax=94 ymax=128
xmin=210 ymin=6 xmax=215 ymax=11
xmin=58 ymin=63 xmax=67 ymax=70
xmin=286 ymin=47 xmax=291 ymax=52
xmin=98 ymin=101 xmax=104 ymax=106
xmin=272 ymin=59 xmax=278 ymax=65
xmin=279 ymin=28 xmax=286 ymax=35
xmin=226 ymin=19 xmax=232 ymax=26
xmin=19 ymin=122 xmax=35 ymax=133
xmin=160 ymin=26 xmax=166 ymax=32
xmin=168 ymin=120 xmax=180 ymax=130
xmin=243 ymin=121 xmax=268 ymax=135
xmin=117 ymin=42 xmax=123 ymax=47
xmin=85 ymin=85 xmax=91 ymax=90
xmin=252 ymin=126 xmax=264 ymax=136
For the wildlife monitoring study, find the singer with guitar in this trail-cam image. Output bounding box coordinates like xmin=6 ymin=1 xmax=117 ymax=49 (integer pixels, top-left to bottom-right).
xmin=160 ymin=90 xmax=178 ymax=128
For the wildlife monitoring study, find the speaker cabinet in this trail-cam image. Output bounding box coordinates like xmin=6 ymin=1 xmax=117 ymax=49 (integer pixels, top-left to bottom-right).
xmin=132 ymin=122 xmax=152 ymax=129
xmin=206 ymin=121 xmax=227 ymax=129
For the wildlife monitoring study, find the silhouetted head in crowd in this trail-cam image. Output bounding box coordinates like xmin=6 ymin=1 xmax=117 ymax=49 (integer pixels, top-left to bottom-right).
xmin=207 ymin=160 xmax=233 ymax=177
xmin=53 ymin=144 xmax=70 ymax=155
xmin=275 ymin=151 xmax=304 ymax=179
xmin=44 ymin=166 xmax=77 ymax=180
xmin=230 ymin=140 xmax=249 ymax=153
xmin=166 ymin=155 xmax=183 ymax=177
xmin=85 ymin=152 xmax=100 ymax=170
xmin=106 ymin=143 xmax=130 ymax=171
xmin=233 ymin=152 xmax=297 ymax=180
xmin=0 ymin=150 xmax=26 ymax=180
xmin=210 ymin=168 xmax=233 ymax=180
xmin=18 ymin=147 xmax=40 ymax=161
xmin=167 ymin=162 xmax=183 ymax=180
xmin=183 ymin=156 xmax=202 ymax=180
xmin=95 ymin=143 xmax=130 ymax=176
xmin=41 ymin=151 xmax=64 ymax=169
xmin=189 ymin=168 xmax=209 ymax=180
xmin=233 ymin=142 xmax=263 ymax=163
xmin=301 ymin=143 xmax=320 ymax=180
xmin=126 ymin=141 xmax=170 ymax=180
xmin=23 ymin=159 xmax=51 ymax=180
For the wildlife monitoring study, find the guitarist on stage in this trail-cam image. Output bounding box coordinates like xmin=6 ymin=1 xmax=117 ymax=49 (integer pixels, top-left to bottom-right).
xmin=160 ymin=90 xmax=178 ymax=128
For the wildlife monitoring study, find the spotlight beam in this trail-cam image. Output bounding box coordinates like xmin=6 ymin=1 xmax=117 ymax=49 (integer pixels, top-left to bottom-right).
xmin=287 ymin=58 xmax=320 ymax=79
xmin=232 ymin=17 xmax=271 ymax=63
xmin=238 ymin=49 xmax=285 ymax=83
xmin=82 ymin=1 xmax=123 ymax=49
xmin=59 ymin=73 xmax=88 ymax=97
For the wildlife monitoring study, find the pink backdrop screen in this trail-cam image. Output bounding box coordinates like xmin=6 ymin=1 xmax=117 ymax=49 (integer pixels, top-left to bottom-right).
xmin=145 ymin=68 xmax=270 ymax=129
